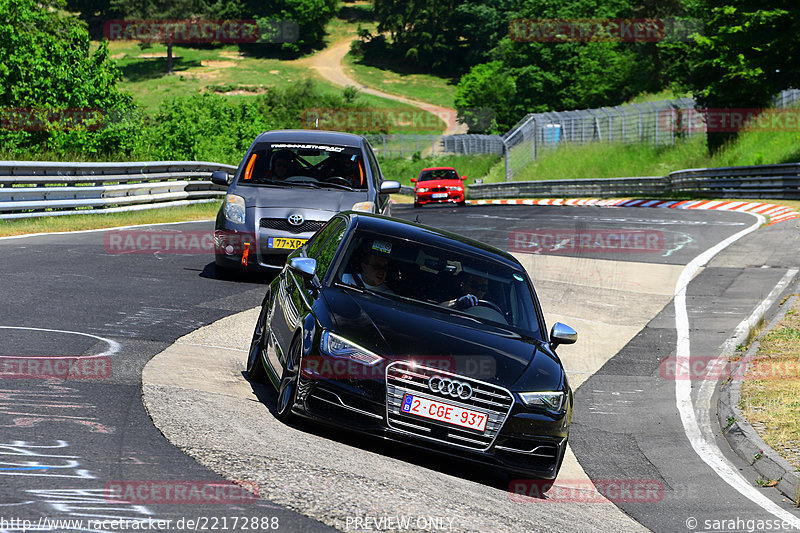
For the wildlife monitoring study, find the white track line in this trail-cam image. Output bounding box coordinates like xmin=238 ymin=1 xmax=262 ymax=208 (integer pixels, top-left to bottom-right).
xmin=674 ymin=212 xmax=800 ymax=525
xmin=0 ymin=326 xmax=120 ymax=357
xmin=0 ymin=219 xmax=215 ymax=241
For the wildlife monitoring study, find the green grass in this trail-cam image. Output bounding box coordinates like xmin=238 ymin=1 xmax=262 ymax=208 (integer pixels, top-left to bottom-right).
xmin=741 ymin=299 xmax=800 ymax=471
xmin=108 ymin=39 xmax=446 ymax=134
xmin=342 ymin=52 xmax=459 ymax=109
xmin=479 ymin=126 xmax=800 ymax=184
xmin=111 ymin=41 xmax=313 ymax=113
xmin=0 ymin=201 xmax=221 ymax=237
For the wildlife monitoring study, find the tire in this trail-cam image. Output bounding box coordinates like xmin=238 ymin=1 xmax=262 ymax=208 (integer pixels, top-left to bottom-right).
xmin=413 ymin=202 xmax=420 ymax=208
xmin=246 ymin=295 xmax=270 ymax=383
xmin=275 ymin=338 xmax=301 ymax=422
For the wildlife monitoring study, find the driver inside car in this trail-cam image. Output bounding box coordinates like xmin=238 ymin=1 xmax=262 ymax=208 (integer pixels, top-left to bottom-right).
xmin=269 ymin=149 xmax=296 ymax=180
xmin=443 ymin=273 xmax=489 ymax=309
xmin=322 ymin=151 xmax=360 ymax=186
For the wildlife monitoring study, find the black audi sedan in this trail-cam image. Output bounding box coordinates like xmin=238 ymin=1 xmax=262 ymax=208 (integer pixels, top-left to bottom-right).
xmin=246 ymin=212 xmax=577 ymax=480
xmin=211 ymin=130 xmax=401 ymax=276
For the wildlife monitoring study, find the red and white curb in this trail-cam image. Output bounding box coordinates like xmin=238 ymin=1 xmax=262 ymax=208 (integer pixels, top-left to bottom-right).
xmin=468 ymin=198 xmax=799 ymax=226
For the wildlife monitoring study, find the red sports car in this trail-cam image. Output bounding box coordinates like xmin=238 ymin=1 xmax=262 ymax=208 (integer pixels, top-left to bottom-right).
xmin=411 ymin=167 xmax=466 ymax=207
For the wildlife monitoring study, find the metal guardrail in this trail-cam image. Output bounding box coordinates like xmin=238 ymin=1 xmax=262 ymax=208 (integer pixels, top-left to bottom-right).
xmin=0 ymin=161 xmax=236 ymax=219
xmin=469 ymin=176 xmax=665 ymax=199
xmin=468 ymin=163 xmax=800 ymax=200
xmin=668 ymin=163 xmax=800 ymax=198
xmin=3 ymin=161 xmax=798 ymax=218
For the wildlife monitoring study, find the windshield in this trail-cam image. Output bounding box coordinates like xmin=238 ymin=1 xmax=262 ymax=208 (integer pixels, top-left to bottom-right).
xmin=335 ymin=231 xmax=543 ymax=338
xmin=419 ymin=169 xmax=459 ymax=181
xmin=237 ymin=143 xmax=368 ymax=190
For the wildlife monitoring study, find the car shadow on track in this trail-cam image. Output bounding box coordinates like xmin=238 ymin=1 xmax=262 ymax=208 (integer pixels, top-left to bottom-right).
xmin=243 ymin=372 xmax=513 ymax=491
xmin=199 ymin=262 xmax=277 ymax=284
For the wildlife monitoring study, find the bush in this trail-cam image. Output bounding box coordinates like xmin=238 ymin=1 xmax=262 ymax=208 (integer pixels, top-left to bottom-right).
xmin=0 ymin=0 xmax=138 ymax=156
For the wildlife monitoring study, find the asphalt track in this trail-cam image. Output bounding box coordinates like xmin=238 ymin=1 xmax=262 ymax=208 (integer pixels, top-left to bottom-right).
xmin=1 ymin=203 xmax=799 ymax=532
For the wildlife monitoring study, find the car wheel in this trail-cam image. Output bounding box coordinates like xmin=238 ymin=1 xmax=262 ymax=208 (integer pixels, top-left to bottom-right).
xmin=246 ymin=294 xmax=270 ymax=383
xmin=275 ymin=337 xmax=301 ymax=422
xmin=413 ymin=202 xmax=420 ymax=208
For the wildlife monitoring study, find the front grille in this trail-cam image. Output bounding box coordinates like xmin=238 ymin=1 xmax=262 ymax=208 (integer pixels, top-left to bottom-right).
xmin=385 ymin=362 xmax=513 ymax=451
xmin=430 ymin=186 xmax=446 ymax=193
xmin=260 ymin=218 xmax=326 ymax=234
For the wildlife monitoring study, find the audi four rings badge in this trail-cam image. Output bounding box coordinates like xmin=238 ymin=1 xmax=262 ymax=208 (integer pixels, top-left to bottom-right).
xmin=428 ymin=376 xmax=473 ymax=400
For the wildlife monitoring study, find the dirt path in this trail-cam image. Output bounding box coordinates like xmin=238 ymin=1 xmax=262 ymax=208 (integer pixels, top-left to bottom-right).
xmin=299 ymin=38 xmax=467 ymax=135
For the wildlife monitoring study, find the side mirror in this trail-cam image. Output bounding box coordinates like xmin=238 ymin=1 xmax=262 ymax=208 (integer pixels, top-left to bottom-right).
xmin=461 ymin=175 xmax=467 ymax=181
xmin=550 ymin=322 xmax=577 ymax=348
xmin=211 ymin=171 xmax=230 ymax=186
xmin=380 ymin=180 xmax=401 ymax=194
xmin=288 ymin=257 xmax=317 ymax=279
xmin=410 ymin=178 xmax=417 ymax=183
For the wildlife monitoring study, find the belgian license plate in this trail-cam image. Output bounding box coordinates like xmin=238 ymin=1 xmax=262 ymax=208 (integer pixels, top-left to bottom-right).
xmin=401 ymin=393 xmax=487 ymax=432
xmin=432 ymin=193 xmax=448 ymax=199
xmin=268 ymin=237 xmax=307 ymax=249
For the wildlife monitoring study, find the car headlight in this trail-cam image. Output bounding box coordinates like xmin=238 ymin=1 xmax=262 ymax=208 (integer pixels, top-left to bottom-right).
xmin=351 ymin=201 xmax=374 ymax=212
xmin=224 ymin=194 xmax=246 ymax=224
xmin=417 ymin=187 xmax=430 ymax=193
xmin=518 ymin=391 xmax=566 ymax=412
xmin=320 ymin=331 xmax=383 ymax=366
xmin=447 ymin=186 xmax=463 ymax=192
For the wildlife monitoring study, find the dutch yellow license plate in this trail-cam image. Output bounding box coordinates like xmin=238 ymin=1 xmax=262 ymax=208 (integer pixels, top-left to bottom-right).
xmin=268 ymin=237 xmax=307 ymax=249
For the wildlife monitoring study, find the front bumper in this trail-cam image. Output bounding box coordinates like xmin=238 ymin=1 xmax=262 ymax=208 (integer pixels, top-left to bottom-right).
xmin=291 ymin=359 xmax=570 ymax=479
xmin=415 ymin=191 xmax=465 ymax=205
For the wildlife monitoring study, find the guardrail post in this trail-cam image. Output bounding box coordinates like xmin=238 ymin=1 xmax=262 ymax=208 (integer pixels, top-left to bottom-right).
xmin=502 ymin=137 xmax=511 ymax=182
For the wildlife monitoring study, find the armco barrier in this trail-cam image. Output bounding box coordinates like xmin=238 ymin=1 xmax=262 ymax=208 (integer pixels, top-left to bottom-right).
xmin=468 ymin=162 xmax=800 ymax=200
xmin=4 ymin=161 xmax=800 ymax=218
xmin=0 ymin=161 xmax=236 ymax=219
xmin=468 ymin=176 xmax=665 ymax=199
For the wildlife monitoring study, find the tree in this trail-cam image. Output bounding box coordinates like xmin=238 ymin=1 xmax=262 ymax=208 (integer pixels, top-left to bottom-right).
xmin=111 ymin=0 xmax=210 ymax=74
xmin=208 ymin=0 xmax=338 ymax=53
xmin=0 ymin=0 xmax=138 ymax=154
xmin=370 ymin=0 xmax=517 ymax=75
xmin=679 ymin=0 xmax=800 ymax=153
xmin=454 ymin=0 xmax=654 ymax=131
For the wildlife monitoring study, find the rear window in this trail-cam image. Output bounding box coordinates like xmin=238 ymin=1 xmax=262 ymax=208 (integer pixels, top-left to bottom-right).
xmin=237 ymin=143 xmax=368 ymax=190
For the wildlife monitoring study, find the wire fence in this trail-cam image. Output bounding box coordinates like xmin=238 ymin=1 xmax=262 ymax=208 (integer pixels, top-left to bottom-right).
xmin=364 ymin=134 xmax=504 ymax=159
xmin=500 ymin=89 xmax=800 ymax=182
xmin=366 ymin=89 xmax=800 ymax=183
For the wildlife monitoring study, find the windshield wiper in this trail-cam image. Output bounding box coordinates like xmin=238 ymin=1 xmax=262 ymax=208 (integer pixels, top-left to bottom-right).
xmin=317 ymin=182 xmax=355 ymax=191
